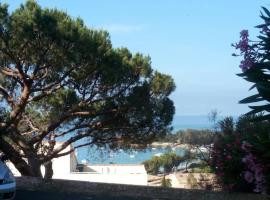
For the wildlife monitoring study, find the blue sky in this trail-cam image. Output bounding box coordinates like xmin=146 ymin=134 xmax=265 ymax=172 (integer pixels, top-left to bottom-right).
xmin=4 ymin=0 xmax=270 ymax=116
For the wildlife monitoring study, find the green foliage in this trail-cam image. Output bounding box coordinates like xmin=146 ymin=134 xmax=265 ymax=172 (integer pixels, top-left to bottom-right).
xmin=0 ymin=0 xmax=175 ymax=177
xmin=158 ymin=129 xmax=215 ymax=146
xmin=161 ymin=176 xmax=172 ymax=187
xmin=210 ymin=116 xmax=250 ymax=192
xmin=143 ymin=152 xmax=183 ymax=175
xmin=143 ymin=156 xmax=161 ymax=175
xmin=160 ymin=152 xmax=183 ymax=173
xmin=187 ymin=173 xmax=199 ymax=189
xmin=237 ymin=7 xmax=270 ymax=121
xmin=210 ymin=115 xmax=270 ymax=193
xmin=183 ymin=150 xmax=197 ymax=172
xmin=190 ymin=161 xmax=212 ymax=173
xmin=233 ymin=7 xmax=270 ymax=193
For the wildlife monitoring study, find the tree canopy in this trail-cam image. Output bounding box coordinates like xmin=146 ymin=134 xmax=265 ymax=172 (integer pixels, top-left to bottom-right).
xmin=0 ymin=1 xmax=175 ymax=178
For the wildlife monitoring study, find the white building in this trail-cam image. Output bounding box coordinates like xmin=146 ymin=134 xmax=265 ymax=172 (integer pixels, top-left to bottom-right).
xmin=7 ymin=144 xmax=148 ymax=186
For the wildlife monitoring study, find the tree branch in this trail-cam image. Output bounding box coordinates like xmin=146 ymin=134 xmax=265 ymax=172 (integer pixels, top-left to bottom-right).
xmin=30 ymin=108 xmax=121 ymax=145
xmin=0 ymin=85 xmax=14 ymax=106
xmin=46 ymin=141 xmax=94 ymax=160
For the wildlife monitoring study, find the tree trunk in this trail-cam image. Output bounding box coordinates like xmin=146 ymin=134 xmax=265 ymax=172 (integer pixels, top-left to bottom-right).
xmin=44 ymin=161 xmax=53 ymax=179
xmin=0 ymin=136 xmax=32 ymax=176
xmin=185 ymin=161 xmax=189 ymax=172
xmin=0 ymin=136 xmax=42 ymax=177
xmin=28 ymin=156 xmax=42 ymax=177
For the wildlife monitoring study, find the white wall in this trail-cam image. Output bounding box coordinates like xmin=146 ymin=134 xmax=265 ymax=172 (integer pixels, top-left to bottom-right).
xmin=83 ymin=165 xmax=146 ymax=174
xmin=6 ymin=144 xmax=148 ymax=186
xmin=72 ymin=164 xmax=148 ymax=185
xmin=59 ymin=172 xmax=148 ymax=185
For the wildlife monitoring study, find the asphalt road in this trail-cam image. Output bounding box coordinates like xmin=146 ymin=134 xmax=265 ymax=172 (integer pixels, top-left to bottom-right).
xmin=15 ymin=190 xmax=152 ymax=200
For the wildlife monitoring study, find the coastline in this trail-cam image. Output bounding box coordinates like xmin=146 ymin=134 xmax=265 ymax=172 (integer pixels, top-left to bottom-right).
xmin=150 ymin=142 xmax=191 ymax=149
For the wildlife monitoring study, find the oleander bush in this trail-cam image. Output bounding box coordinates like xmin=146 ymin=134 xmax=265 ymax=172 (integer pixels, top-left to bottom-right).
xmin=210 ymin=6 xmax=270 ymax=194
xmin=210 ymin=115 xmax=270 ymax=193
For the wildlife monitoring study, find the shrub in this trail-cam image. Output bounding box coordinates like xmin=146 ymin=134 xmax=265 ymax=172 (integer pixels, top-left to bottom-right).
xmin=210 ymin=115 xmax=270 ymax=193
xmin=187 ymin=173 xmax=199 ymax=189
xmin=160 ymin=152 xmax=183 ymax=173
xmin=229 ymin=6 xmax=270 ymax=194
xmin=143 ymin=156 xmax=161 ymax=175
xmin=190 ymin=161 xmax=212 ymax=173
xmin=161 ymin=176 xmax=172 ymax=187
xmin=143 ymin=152 xmax=183 ymax=175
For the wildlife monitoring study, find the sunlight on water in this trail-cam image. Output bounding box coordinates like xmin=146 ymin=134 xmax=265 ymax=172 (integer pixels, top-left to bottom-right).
xmin=76 ymin=146 xmax=186 ymax=164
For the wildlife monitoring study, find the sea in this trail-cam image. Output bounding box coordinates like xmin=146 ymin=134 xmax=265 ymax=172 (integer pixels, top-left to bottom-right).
xmin=76 ymin=115 xmax=221 ymax=164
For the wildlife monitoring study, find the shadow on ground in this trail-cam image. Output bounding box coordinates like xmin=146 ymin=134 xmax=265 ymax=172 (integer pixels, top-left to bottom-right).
xmin=15 ymin=190 xmax=152 ymax=200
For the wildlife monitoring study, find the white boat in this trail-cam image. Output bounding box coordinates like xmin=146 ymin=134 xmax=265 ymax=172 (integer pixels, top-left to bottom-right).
xmin=109 ymin=151 xmax=115 ymax=158
xmin=81 ymin=159 xmax=87 ymax=164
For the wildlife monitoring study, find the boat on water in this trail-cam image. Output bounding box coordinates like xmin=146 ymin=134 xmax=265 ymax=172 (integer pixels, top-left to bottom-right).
xmin=109 ymin=151 xmax=115 ymax=158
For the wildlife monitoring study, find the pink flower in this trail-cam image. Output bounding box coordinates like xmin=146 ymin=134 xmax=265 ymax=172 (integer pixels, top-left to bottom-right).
xmin=244 ymin=171 xmax=254 ymax=183
xmin=254 ymin=166 xmax=264 ymax=182
xmin=236 ymin=40 xmax=248 ymax=52
xmin=233 ymin=29 xmax=257 ymax=71
xmin=239 ymin=58 xmax=253 ymax=71
xmin=226 ymin=155 xmax=232 ymax=160
xmin=241 ymin=141 xmax=252 ymax=152
xmin=240 ymin=30 xmax=249 ymax=38
xmin=242 ymin=153 xmax=254 ymax=163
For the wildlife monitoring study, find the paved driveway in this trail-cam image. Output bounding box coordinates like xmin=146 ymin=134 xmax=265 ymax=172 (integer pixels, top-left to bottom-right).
xmin=15 ymin=190 xmax=151 ymax=200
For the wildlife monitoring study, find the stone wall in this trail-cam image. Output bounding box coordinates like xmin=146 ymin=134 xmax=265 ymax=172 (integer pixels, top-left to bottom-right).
xmin=16 ymin=177 xmax=268 ymax=200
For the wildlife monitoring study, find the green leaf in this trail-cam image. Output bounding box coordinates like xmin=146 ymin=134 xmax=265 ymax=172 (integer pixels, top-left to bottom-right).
xmin=260 ymin=14 xmax=270 ymax=21
xmin=254 ymin=62 xmax=270 ymax=70
xmin=257 ymin=35 xmax=268 ymax=41
xmin=246 ymin=109 xmax=262 ymax=116
xmin=236 ymin=72 xmax=246 ymax=77
xmin=249 ymin=84 xmax=256 ymax=91
xmin=251 ymin=114 xmax=270 ymax=121
xmin=249 ymin=104 xmax=270 ymax=111
xmin=239 ymin=94 xmax=263 ymax=104
xmin=256 ymin=83 xmax=270 ymax=101
xmin=255 ymin=23 xmax=268 ymax=28
xmin=246 ymin=104 xmax=270 ymax=115
xmin=262 ymin=7 xmax=270 ymax=17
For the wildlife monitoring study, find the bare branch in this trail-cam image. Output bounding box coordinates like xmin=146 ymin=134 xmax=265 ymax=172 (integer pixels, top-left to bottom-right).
xmin=48 ymin=141 xmax=94 ymax=160
xmin=20 ymin=117 xmax=40 ymax=136
xmin=1 ymin=68 xmax=24 ymax=87
xmin=1 ymin=67 xmax=20 ymax=78
xmin=41 ymin=130 xmax=96 ymax=162
xmin=54 ymin=122 xmax=90 ymax=138
xmin=30 ymin=107 xmax=121 ymax=145
xmin=28 ymin=84 xmax=63 ymax=102
xmin=0 ymin=85 xmax=14 ymax=106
